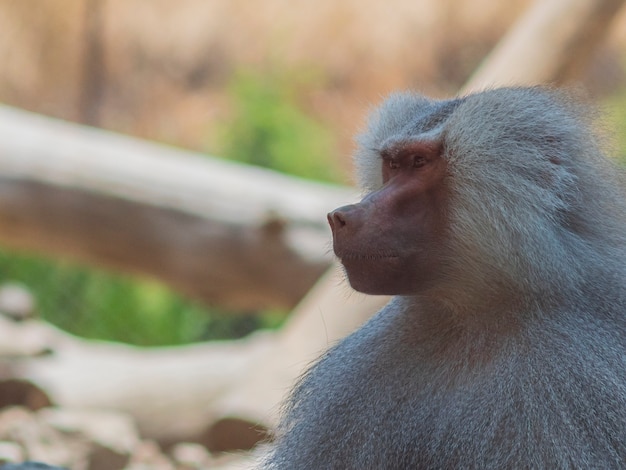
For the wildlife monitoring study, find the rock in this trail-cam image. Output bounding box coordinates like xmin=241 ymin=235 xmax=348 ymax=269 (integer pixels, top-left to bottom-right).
xmin=0 ymin=284 xmax=36 ymax=322
xmin=0 ymin=407 xmax=87 ymax=469
xmin=39 ymin=408 xmax=138 ymax=453
xmin=0 ymin=381 xmax=52 ymax=411
xmin=39 ymin=408 xmax=141 ymax=470
xmin=169 ymin=443 xmax=211 ymax=469
xmin=202 ymin=417 xmax=268 ymax=453
xmin=125 ymin=440 xmax=174 ymax=470
xmin=0 ymin=463 xmax=67 ymax=470
xmin=0 ymin=441 xmax=24 ymax=464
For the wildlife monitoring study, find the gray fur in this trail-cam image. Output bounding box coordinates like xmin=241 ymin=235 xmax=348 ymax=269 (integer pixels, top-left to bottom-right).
xmin=262 ymin=87 xmax=626 ymax=469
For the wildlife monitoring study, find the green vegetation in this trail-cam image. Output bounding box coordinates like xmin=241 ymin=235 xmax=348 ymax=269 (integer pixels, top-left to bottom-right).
xmin=216 ymin=69 xmax=338 ymax=182
xmin=0 ymin=249 xmax=278 ymax=346
xmin=604 ymin=90 xmax=626 ymax=164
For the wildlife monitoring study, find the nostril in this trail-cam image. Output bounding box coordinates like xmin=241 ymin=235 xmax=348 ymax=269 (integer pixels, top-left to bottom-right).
xmin=334 ymin=211 xmax=346 ymax=227
xmin=327 ymin=210 xmax=347 ymax=229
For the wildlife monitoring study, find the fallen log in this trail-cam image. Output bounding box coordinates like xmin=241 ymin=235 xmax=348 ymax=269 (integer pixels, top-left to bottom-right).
xmin=466 ymin=0 xmax=626 ymax=90
xmin=0 ymin=107 xmax=356 ymax=311
xmin=6 ymin=272 xmax=388 ymax=447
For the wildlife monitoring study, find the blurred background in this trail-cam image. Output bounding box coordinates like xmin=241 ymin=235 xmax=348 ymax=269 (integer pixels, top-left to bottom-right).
xmin=1 ymin=0 xmax=626 ymax=467
xmin=2 ymin=0 xmax=626 ymax=346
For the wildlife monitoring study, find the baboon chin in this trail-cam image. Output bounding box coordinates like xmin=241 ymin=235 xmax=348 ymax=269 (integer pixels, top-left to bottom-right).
xmin=262 ymin=87 xmax=626 ymax=469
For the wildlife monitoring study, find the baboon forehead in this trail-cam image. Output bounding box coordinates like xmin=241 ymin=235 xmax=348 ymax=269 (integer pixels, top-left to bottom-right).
xmin=374 ymin=87 xmax=565 ymax=133
xmin=372 ymin=94 xmax=465 ymax=141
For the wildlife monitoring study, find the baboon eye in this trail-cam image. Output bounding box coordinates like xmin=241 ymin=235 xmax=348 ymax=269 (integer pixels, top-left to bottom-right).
xmin=412 ymin=156 xmax=427 ymax=168
xmin=388 ymin=160 xmax=400 ymax=170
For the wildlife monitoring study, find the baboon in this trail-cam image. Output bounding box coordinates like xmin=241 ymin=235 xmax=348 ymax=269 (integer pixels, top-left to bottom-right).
xmin=262 ymin=87 xmax=626 ymax=469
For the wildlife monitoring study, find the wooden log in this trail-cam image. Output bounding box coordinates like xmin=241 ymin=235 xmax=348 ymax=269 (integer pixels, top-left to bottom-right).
xmin=465 ymin=0 xmax=626 ymax=91
xmin=0 ymin=106 xmax=356 ymax=311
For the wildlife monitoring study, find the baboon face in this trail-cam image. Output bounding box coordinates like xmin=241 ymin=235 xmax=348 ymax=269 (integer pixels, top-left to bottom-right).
xmin=328 ymin=138 xmax=448 ymax=295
